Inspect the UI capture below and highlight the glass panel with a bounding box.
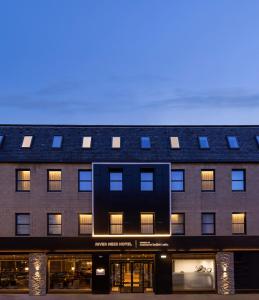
[49,171,61,181]
[141,214,153,224]
[232,181,244,191]
[0,135,3,146]
[170,136,180,149]
[82,136,92,148]
[172,224,184,234]
[79,214,92,224]
[141,137,151,149]
[141,172,153,181]
[0,258,29,289]
[110,172,122,181]
[49,257,92,290]
[52,136,63,148]
[256,136,259,145]
[232,213,245,223]
[199,136,209,149]
[80,224,92,234]
[232,170,244,181]
[171,181,183,191]
[141,182,153,191]
[232,224,245,234]
[227,136,239,148]
[49,214,62,224]
[17,181,31,191]
[201,181,214,191]
[17,170,30,181]
[171,214,184,224]
[202,224,214,234]
[22,136,33,148]
[141,224,154,234]
[49,225,62,235]
[112,137,121,148]
[49,181,62,191]
[201,170,214,181]
[17,214,29,224]
[171,171,183,181]
[172,259,215,291]
[79,182,91,191]
[17,225,30,235]
[202,214,214,223]
[110,181,123,191]
[79,171,91,181]
[110,214,122,224]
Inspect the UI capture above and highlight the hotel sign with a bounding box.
[94,240,169,249]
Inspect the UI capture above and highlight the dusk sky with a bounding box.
[1,0,259,125]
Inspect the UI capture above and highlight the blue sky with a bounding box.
[1,0,259,124]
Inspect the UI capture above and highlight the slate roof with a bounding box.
[0,125,259,163]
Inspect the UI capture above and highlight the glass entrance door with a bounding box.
[111,260,153,293]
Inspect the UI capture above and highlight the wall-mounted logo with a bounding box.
[96,267,105,276]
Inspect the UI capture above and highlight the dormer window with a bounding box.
[112,137,121,149]
[198,136,209,149]
[170,137,180,149]
[0,135,4,147]
[52,136,63,148]
[21,136,33,148]
[82,136,92,148]
[227,136,239,149]
[141,137,151,149]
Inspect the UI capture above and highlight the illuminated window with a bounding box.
[16,170,30,191]
[170,136,180,149]
[141,137,151,149]
[202,213,215,235]
[79,170,92,191]
[112,136,121,149]
[141,213,154,234]
[171,170,184,191]
[16,213,30,235]
[110,213,123,234]
[0,135,4,147]
[110,171,123,191]
[232,213,246,234]
[171,213,185,235]
[48,213,62,235]
[141,170,153,191]
[79,214,92,235]
[21,135,33,148]
[201,170,215,191]
[232,170,245,191]
[227,136,239,149]
[82,136,92,148]
[48,170,62,191]
[52,136,63,148]
[198,136,209,149]
[256,136,259,146]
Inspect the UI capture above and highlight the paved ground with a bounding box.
[1,295,259,300]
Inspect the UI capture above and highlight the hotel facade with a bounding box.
[0,125,258,295]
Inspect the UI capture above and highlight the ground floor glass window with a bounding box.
[48,255,92,291]
[172,258,215,291]
[0,256,29,290]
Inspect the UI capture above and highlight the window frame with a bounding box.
[201,213,215,235]
[227,135,240,149]
[140,136,151,149]
[171,213,185,235]
[140,213,154,234]
[140,169,154,191]
[78,170,92,192]
[78,213,92,235]
[171,169,185,192]
[232,212,246,235]
[201,169,215,192]
[198,136,210,149]
[47,169,62,192]
[109,170,123,191]
[52,135,63,149]
[21,135,33,148]
[47,213,62,236]
[231,169,246,192]
[16,169,31,192]
[15,213,30,236]
[109,212,123,235]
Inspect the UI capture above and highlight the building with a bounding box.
[0,124,259,295]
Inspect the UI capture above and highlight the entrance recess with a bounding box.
[110,254,153,293]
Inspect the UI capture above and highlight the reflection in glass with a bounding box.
[49,256,92,291]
